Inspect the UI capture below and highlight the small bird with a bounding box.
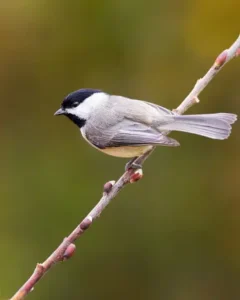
[55,89,237,168]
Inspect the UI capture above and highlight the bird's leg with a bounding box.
[125,157,142,171]
[125,147,155,171]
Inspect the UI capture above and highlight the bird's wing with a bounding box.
[108,95,174,125]
[101,121,180,148]
[142,101,174,116]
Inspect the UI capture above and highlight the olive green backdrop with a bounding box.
[0,1,239,299]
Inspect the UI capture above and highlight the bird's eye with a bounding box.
[72,101,79,108]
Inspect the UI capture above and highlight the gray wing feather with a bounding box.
[105,122,180,148]
[142,101,174,116]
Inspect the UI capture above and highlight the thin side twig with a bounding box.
[10,35,240,300]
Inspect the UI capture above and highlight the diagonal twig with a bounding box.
[10,35,240,300]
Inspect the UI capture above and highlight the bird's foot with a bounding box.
[125,157,143,183]
[125,157,142,171]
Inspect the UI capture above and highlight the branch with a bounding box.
[10,35,240,300]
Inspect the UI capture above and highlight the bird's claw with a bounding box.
[125,157,142,171]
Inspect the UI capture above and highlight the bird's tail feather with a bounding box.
[158,113,237,140]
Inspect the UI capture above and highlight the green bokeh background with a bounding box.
[0,1,239,299]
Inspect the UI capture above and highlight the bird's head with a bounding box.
[54,88,105,128]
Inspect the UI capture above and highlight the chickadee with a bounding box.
[55,89,237,166]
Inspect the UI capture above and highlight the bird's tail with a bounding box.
[158,113,237,140]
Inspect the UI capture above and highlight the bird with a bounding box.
[54,88,237,169]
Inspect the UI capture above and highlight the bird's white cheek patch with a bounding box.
[67,92,108,120]
[66,107,89,120]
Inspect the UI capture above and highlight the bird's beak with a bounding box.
[54,108,65,116]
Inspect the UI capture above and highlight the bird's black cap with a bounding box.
[61,88,102,109]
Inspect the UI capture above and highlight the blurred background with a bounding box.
[0,1,239,299]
